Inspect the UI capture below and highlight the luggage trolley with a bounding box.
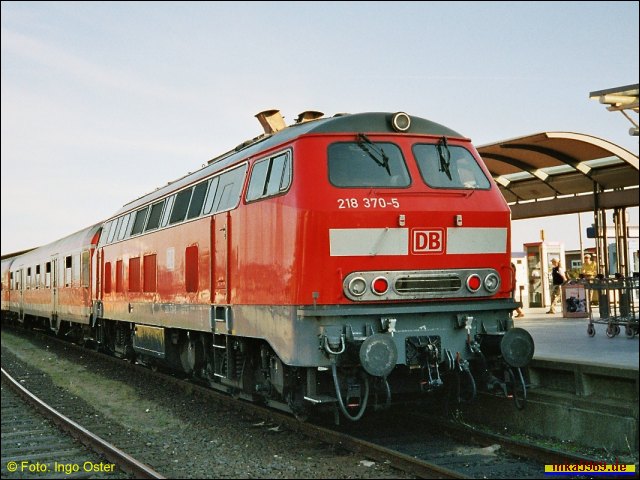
[585,276,639,338]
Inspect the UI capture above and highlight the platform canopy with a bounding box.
[477,132,639,220]
[589,83,639,137]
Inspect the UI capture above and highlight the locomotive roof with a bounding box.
[112,112,463,218]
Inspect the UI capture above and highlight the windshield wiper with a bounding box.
[437,136,452,181]
[357,133,390,175]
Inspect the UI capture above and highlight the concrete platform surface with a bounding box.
[513,307,639,371]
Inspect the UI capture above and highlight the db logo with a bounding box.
[412,229,445,254]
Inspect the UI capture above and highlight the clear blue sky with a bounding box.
[1,1,638,255]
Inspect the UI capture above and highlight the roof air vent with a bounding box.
[255,109,286,134]
[295,111,324,123]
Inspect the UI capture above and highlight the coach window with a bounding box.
[130,206,149,236]
[328,142,410,187]
[202,176,220,215]
[187,180,209,220]
[413,144,490,190]
[36,265,41,288]
[160,195,175,228]
[65,256,72,287]
[26,267,32,289]
[81,251,90,287]
[45,262,51,288]
[10,272,14,290]
[145,200,165,232]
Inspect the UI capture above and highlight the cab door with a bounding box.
[213,212,229,304]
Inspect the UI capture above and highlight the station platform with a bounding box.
[462,307,638,455]
[513,307,639,371]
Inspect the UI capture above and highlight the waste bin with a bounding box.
[562,282,589,318]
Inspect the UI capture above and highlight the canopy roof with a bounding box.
[477,132,639,219]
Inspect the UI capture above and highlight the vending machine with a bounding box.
[524,242,564,308]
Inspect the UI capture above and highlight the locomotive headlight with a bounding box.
[466,274,482,292]
[371,276,390,295]
[348,277,367,297]
[391,112,411,132]
[484,273,500,293]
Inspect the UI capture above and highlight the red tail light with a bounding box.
[372,277,389,295]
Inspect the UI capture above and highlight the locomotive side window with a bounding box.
[26,267,31,289]
[210,164,248,213]
[117,213,132,241]
[160,195,175,228]
[186,180,209,220]
[169,187,193,225]
[145,200,165,232]
[246,152,291,202]
[202,177,220,215]
[10,272,14,290]
[108,217,122,243]
[413,144,491,190]
[36,265,41,288]
[130,206,149,236]
[100,221,112,246]
[328,142,410,187]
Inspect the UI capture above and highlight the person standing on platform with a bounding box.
[581,253,597,279]
[547,258,567,314]
[581,253,598,305]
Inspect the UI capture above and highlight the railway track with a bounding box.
[2,325,618,479]
[1,367,164,479]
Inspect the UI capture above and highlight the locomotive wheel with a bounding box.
[587,325,596,337]
[507,367,527,410]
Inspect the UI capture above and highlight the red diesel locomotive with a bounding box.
[2,111,534,421]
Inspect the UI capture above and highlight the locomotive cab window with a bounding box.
[246,151,292,202]
[413,143,491,190]
[328,141,410,188]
